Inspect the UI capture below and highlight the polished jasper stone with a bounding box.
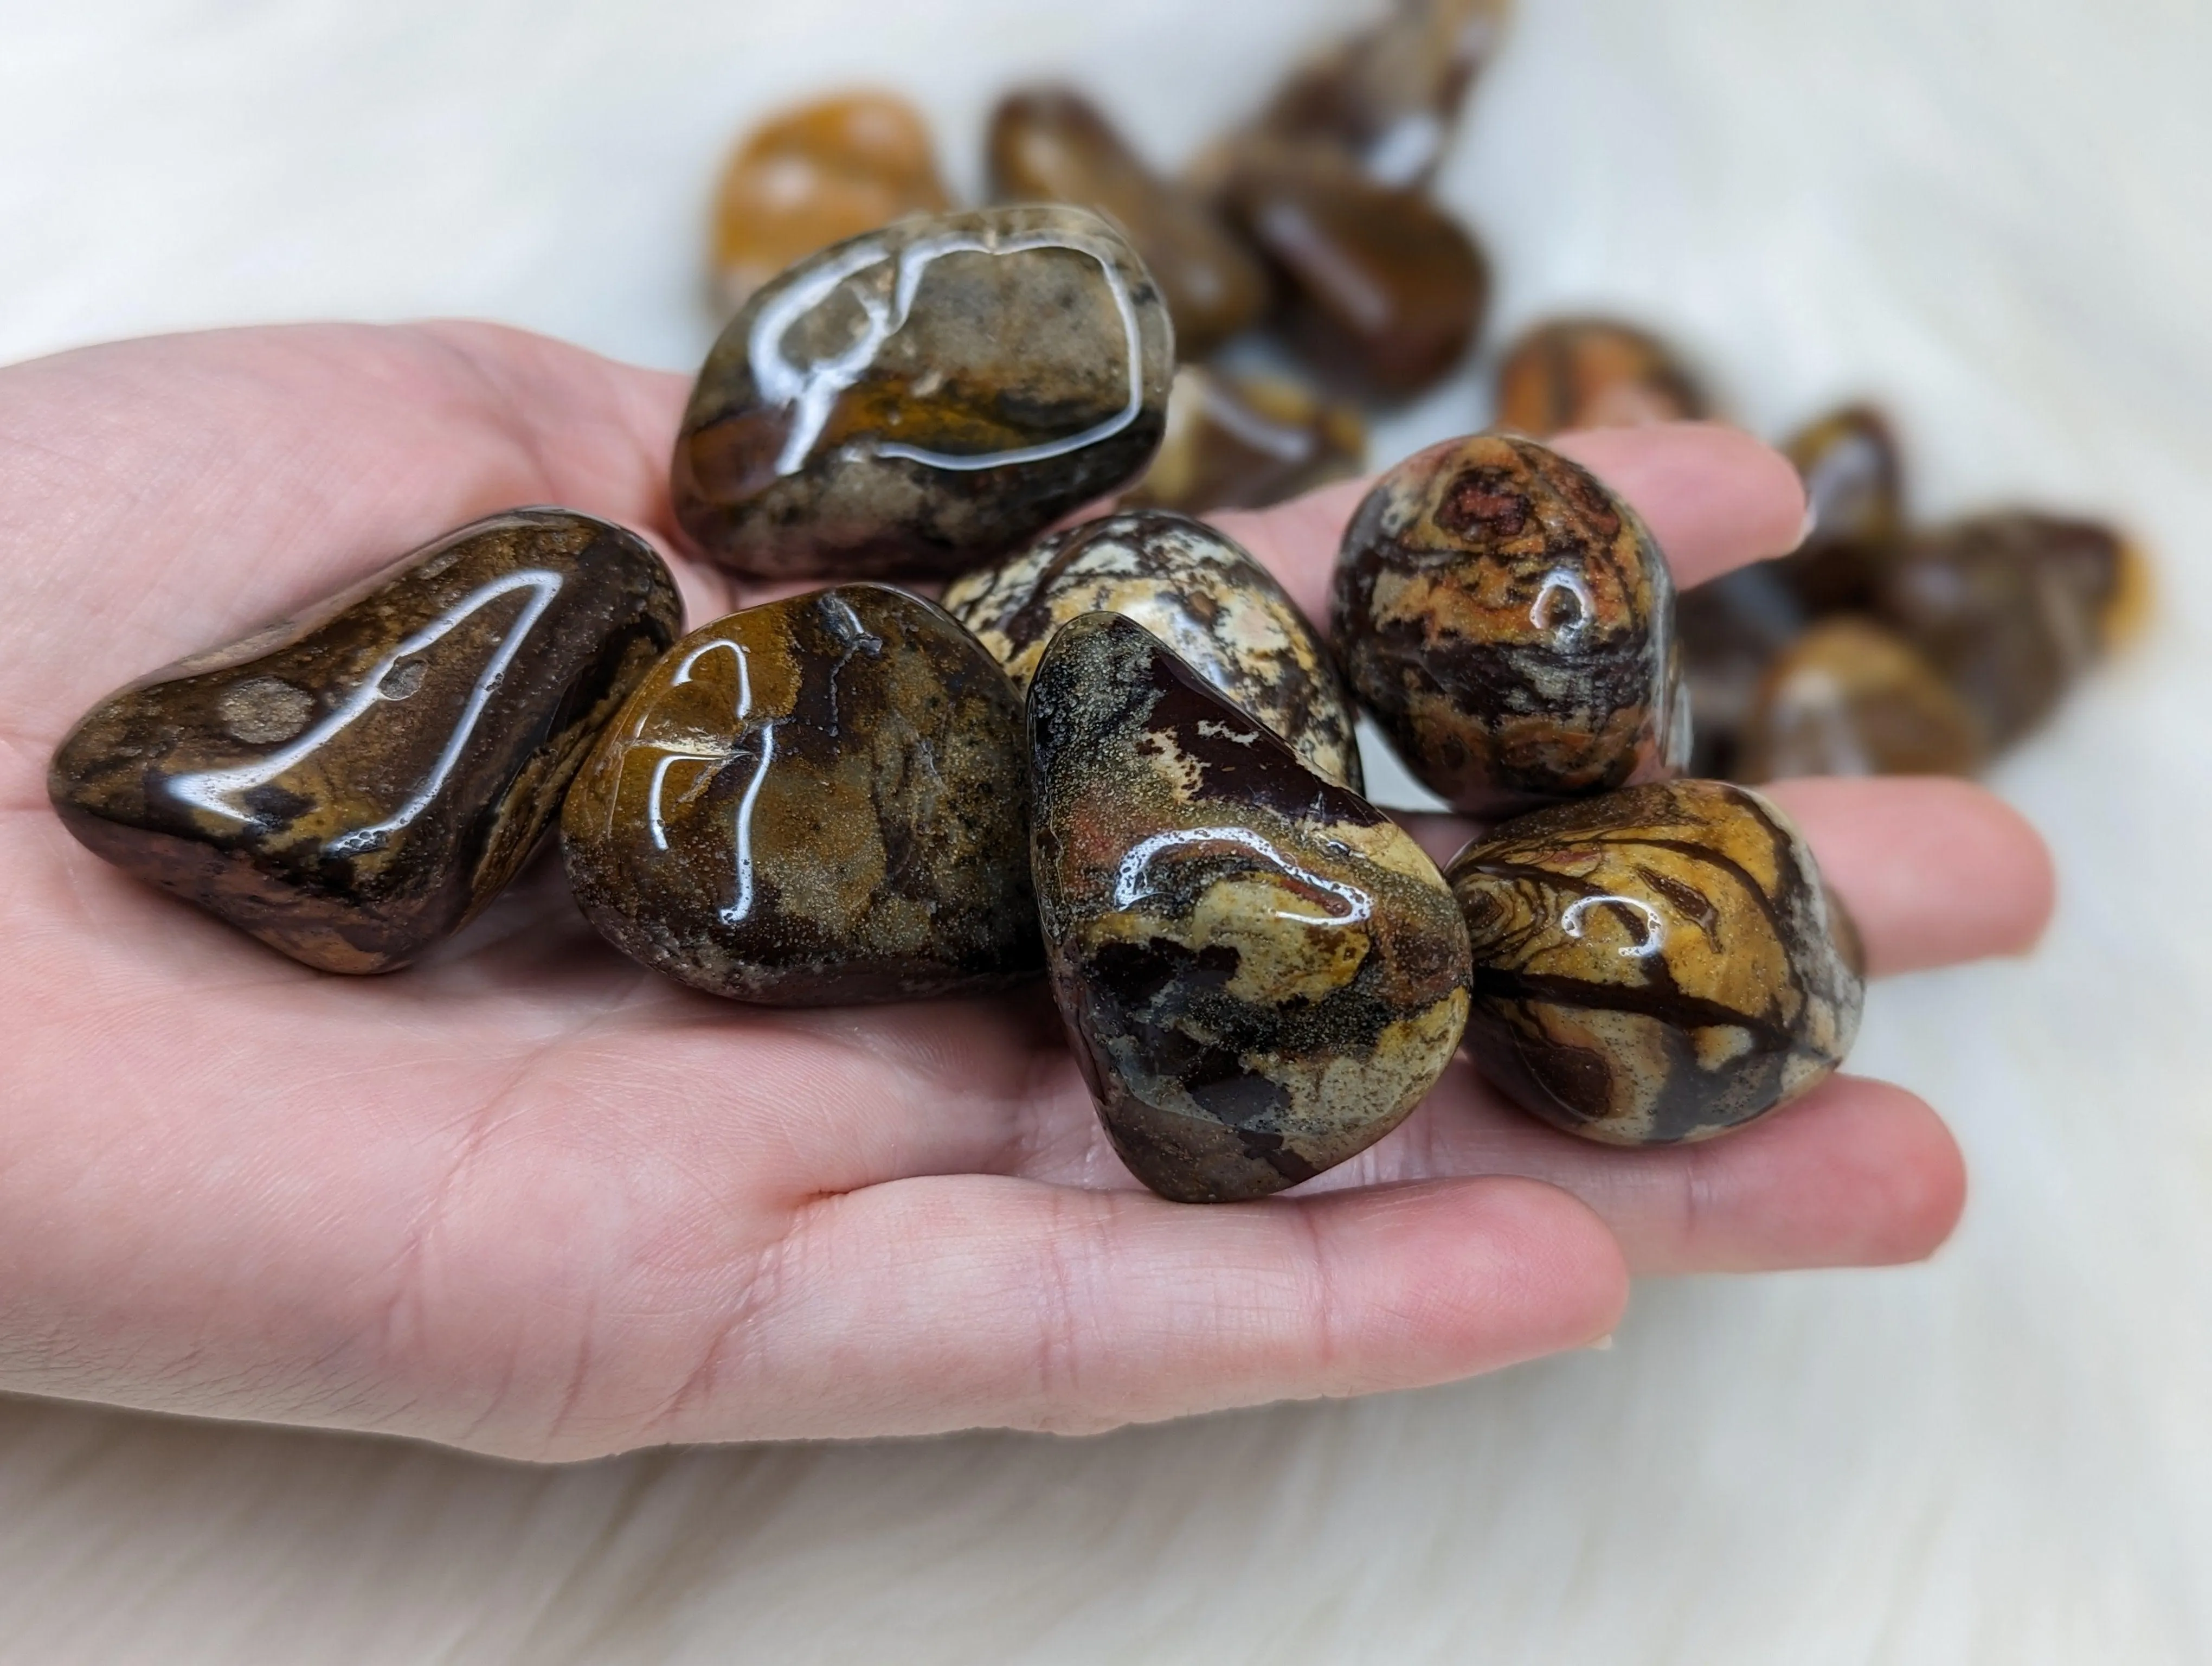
[1237,0,1512,189]
[1214,143,1489,402]
[1332,434,1687,812]
[943,508,1364,790]
[562,584,1040,1005]
[1676,563,1813,779]
[1449,779,1863,1145]
[49,510,680,973]
[988,87,1267,358]
[1493,316,1709,437]
[1122,363,1365,515]
[1785,403,1906,554]
[1874,511,2134,750]
[1030,612,1470,1203]
[710,92,950,313]
[673,204,1174,581]
[1738,617,1983,781]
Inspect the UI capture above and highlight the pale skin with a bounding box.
[0,322,2053,1460]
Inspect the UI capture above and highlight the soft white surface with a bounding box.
[3,0,2209,1659]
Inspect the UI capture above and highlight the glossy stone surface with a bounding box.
[1738,617,1984,781]
[49,510,680,973]
[1122,363,1366,515]
[562,585,1040,1005]
[710,92,950,313]
[944,508,1364,789]
[1676,563,1814,779]
[1214,144,1489,402]
[1449,779,1863,1145]
[1030,612,1470,1203]
[1875,511,2133,749]
[673,204,1175,581]
[987,87,1267,358]
[1238,0,1512,188]
[1785,403,1906,554]
[1332,434,1687,812]
[1493,317,1708,437]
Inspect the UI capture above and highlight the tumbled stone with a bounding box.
[1213,143,1489,401]
[1122,363,1365,515]
[944,508,1364,790]
[49,510,681,973]
[1676,565,1812,779]
[1785,403,1906,554]
[1030,612,1470,1203]
[1231,0,1512,189]
[1332,433,1687,812]
[562,584,1040,1005]
[1449,779,1863,1144]
[673,204,1175,581]
[1493,316,1709,437]
[710,92,950,313]
[1738,617,1983,781]
[988,87,1267,358]
[1874,511,2135,750]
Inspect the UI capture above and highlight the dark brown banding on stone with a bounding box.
[1030,611,1469,1203]
[943,508,1365,790]
[48,509,681,975]
[1493,317,1709,438]
[1446,779,1863,1145]
[562,585,1041,1005]
[1331,433,1687,813]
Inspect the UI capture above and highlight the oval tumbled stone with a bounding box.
[561,584,1041,1005]
[943,508,1365,790]
[48,509,682,973]
[672,204,1175,581]
[1332,433,1688,813]
[1447,779,1864,1145]
[1030,611,1470,1203]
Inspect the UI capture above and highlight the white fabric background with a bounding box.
[2,1,2208,1660]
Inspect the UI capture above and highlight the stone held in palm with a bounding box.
[1738,616,1983,781]
[943,507,1365,790]
[672,204,1175,582]
[48,509,683,974]
[1448,779,1863,1145]
[1029,610,1470,1204]
[1494,316,1709,438]
[1121,363,1366,516]
[1332,433,1688,813]
[562,584,1042,1005]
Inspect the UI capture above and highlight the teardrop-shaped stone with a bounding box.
[1784,403,1905,553]
[673,204,1174,581]
[1449,779,1863,1145]
[987,87,1267,358]
[1738,616,1984,781]
[944,508,1364,790]
[1494,316,1709,437]
[710,91,951,315]
[1030,611,1470,1203]
[1332,433,1688,812]
[48,510,681,973]
[1213,143,1489,402]
[562,584,1040,1004]
[1121,363,1366,515]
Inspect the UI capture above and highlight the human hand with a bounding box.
[0,323,2050,1459]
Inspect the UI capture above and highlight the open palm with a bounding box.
[0,323,2050,1459]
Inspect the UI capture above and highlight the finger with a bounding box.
[1211,421,1810,627]
[681,1172,1626,1441]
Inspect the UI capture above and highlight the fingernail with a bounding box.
[1586,1333,1615,1352]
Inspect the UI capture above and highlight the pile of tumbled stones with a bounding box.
[50,201,1868,1203]
[701,0,2141,787]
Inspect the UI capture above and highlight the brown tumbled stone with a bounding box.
[673,204,1174,581]
[49,510,681,974]
[710,91,950,314]
[987,87,1267,358]
[944,508,1364,790]
[1493,316,1708,438]
[1030,612,1470,1203]
[1676,564,1813,779]
[1785,403,1906,554]
[561,584,1040,1005]
[1214,143,1489,402]
[1122,363,1366,515]
[1738,617,1984,781]
[1449,779,1863,1145]
[1332,433,1687,812]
